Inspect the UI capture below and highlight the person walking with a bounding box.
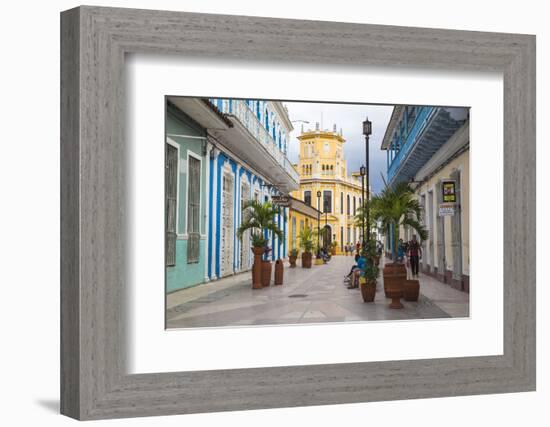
[408,235,422,277]
[344,244,349,256]
[397,239,405,263]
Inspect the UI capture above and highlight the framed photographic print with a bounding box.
[60,5,536,420]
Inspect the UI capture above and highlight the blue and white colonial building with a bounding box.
[166,97,299,293]
[381,106,471,292]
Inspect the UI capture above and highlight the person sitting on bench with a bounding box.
[344,254,361,282]
[347,253,366,289]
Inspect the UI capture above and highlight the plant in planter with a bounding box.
[370,182,428,307]
[360,256,379,303]
[288,248,299,268]
[237,200,284,289]
[298,227,314,268]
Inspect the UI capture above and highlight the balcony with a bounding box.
[224,100,300,182]
[168,97,299,193]
[212,99,300,192]
[386,107,467,184]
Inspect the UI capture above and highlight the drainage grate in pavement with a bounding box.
[288,294,307,298]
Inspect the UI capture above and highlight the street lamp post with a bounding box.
[360,165,366,246]
[362,117,372,245]
[316,190,321,255]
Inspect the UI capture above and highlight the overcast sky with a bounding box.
[283,101,393,194]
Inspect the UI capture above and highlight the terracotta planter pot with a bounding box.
[261,260,272,287]
[404,279,420,301]
[301,252,312,268]
[251,247,264,289]
[274,259,284,285]
[383,262,406,308]
[383,263,407,296]
[288,255,297,268]
[386,282,404,309]
[360,279,376,303]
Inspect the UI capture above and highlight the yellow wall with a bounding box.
[291,129,366,254]
[288,210,315,252]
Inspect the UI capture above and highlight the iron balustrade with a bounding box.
[387,106,436,182]
[212,99,300,185]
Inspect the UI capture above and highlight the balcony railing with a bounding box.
[387,106,436,181]
[213,99,299,185]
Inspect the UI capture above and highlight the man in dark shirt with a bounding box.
[407,235,422,277]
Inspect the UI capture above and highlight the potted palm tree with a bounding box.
[358,240,379,302]
[237,200,284,289]
[299,227,314,268]
[360,259,379,303]
[370,182,428,308]
[288,248,299,267]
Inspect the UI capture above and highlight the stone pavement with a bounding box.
[166,255,469,329]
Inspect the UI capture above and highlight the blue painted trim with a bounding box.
[387,106,436,181]
[215,153,227,277]
[277,209,281,259]
[282,208,287,258]
[233,167,238,272]
[208,155,214,278]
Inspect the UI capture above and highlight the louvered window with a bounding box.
[187,156,201,263]
[165,144,178,266]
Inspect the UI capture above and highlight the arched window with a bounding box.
[347,194,350,215]
[353,196,356,215]
[256,100,261,119]
[265,109,269,130]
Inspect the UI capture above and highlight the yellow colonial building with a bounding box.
[290,124,367,254]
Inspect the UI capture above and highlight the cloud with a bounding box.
[284,101,393,193]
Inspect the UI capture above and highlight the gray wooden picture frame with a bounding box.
[60,5,536,421]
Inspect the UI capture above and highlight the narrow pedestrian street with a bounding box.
[166,256,469,329]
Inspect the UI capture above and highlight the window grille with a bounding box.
[165,144,178,266]
[187,156,201,263]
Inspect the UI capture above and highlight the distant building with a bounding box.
[165,98,298,293]
[381,106,469,292]
[291,124,367,254]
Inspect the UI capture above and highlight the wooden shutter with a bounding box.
[165,144,178,266]
[187,156,201,263]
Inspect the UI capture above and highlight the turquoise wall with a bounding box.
[166,107,207,235]
[166,240,206,293]
[166,103,207,293]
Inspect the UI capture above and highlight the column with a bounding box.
[450,170,463,290]
[436,181,446,283]
[204,142,212,282]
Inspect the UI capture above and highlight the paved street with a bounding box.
[166,256,469,329]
